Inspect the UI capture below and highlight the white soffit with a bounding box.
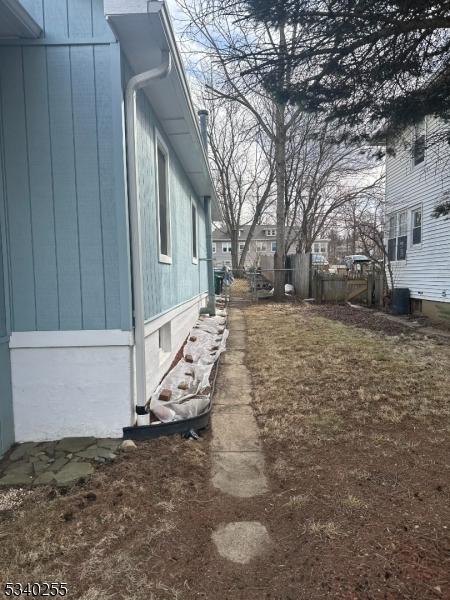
[0,0,42,38]
[104,0,219,217]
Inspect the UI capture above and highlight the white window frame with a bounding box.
[387,210,408,262]
[155,129,172,264]
[212,242,216,254]
[256,241,267,252]
[222,242,232,253]
[266,229,276,237]
[239,242,245,251]
[411,206,422,247]
[191,198,198,264]
[271,241,277,252]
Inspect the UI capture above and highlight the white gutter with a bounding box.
[125,50,172,408]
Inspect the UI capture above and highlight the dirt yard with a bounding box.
[0,302,449,599]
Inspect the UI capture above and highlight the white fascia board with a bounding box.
[10,329,134,349]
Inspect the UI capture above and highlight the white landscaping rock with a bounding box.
[120,439,137,451]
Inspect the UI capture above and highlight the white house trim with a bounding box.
[9,329,134,349]
[144,292,208,336]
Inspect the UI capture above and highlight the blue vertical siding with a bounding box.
[134,90,209,321]
[0,1,132,332]
[19,0,115,43]
[0,172,14,455]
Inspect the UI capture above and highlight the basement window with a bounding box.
[158,322,171,364]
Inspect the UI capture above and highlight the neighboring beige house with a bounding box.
[384,116,450,323]
[212,225,329,268]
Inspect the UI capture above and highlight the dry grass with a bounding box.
[304,519,343,539]
[245,304,450,446]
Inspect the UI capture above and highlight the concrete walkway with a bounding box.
[211,306,271,564]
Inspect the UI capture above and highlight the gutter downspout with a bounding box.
[198,109,216,316]
[125,50,172,409]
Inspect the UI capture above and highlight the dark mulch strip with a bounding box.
[309,303,419,336]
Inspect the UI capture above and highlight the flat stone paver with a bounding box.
[227,330,246,350]
[211,451,268,497]
[211,303,270,509]
[0,437,122,488]
[212,522,271,564]
[220,350,245,366]
[211,413,262,452]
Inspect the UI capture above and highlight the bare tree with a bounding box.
[207,100,274,273]
[177,0,303,298]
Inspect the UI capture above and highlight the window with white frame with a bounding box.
[412,208,422,245]
[191,200,198,262]
[388,211,408,261]
[320,244,326,253]
[212,242,216,254]
[271,241,277,252]
[156,136,171,262]
[256,241,267,252]
[266,229,276,237]
[314,243,320,253]
[239,242,245,251]
[413,120,425,166]
[222,242,232,253]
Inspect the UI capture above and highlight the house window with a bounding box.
[320,245,326,253]
[266,229,276,237]
[212,242,216,254]
[239,242,245,251]
[413,120,425,166]
[222,242,232,253]
[271,241,277,252]
[387,211,408,261]
[191,201,198,262]
[314,243,320,253]
[239,229,243,237]
[256,241,267,252]
[158,322,171,364]
[156,137,171,263]
[412,208,422,245]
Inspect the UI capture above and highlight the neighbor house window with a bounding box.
[156,135,171,263]
[256,241,267,252]
[314,243,320,253]
[222,242,232,253]
[320,245,326,253]
[271,241,277,252]
[412,208,422,245]
[388,211,408,261]
[266,229,276,237]
[239,242,245,251]
[191,201,198,263]
[212,242,216,254]
[413,120,425,166]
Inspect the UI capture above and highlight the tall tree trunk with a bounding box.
[230,228,239,272]
[274,101,287,299]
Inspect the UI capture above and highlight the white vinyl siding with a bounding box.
[385,116,450,302]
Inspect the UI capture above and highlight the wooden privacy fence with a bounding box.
[312,270,385,306]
